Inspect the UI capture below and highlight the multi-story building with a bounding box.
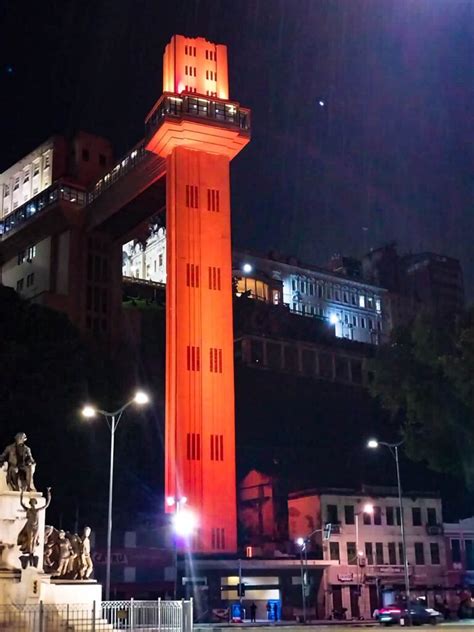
[444,517,474,590]
[122,229,389,346]
[288,486,448,620]
[362,244,465,325]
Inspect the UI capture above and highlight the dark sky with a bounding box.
[1,0,473,294]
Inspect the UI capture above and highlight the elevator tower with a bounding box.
[146,36,251,553]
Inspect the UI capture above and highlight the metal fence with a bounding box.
[0,599,193,632]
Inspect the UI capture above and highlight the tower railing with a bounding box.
[145,93,251,139]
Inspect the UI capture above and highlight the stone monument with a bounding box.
[0,433,101,616]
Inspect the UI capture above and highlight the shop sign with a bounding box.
[337,573,354,582]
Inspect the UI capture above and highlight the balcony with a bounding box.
[145,93,251,140]
[0,184,87,237]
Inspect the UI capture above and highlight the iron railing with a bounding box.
[145,93,251,139]
[0,184,87,236]
[0,599,193,632]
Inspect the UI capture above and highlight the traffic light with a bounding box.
[323,523,332,540]
[237,582,246,597]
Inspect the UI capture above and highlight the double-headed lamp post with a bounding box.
[367,438,411,620]
[82,390,150,601]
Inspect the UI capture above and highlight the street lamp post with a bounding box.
[367,438,411,624]
[355,503,373,618]
[82,390,150,601]
[167,496,190,599]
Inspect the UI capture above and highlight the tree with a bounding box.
[370,309,474,487]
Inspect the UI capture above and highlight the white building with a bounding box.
[288,487,447,619]
[122,229,389,345]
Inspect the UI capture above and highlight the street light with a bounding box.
[81,390,150,601]
[354,503,373,616]
[367,438,411,623]
[296,525,329,623]
[168,496,197,599]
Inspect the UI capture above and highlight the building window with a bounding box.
[427,508,437,526]
[365,542,374,565]
[208,266,221,290]
[359,295,365,308]
[414,542,425,565]
[360,317,366,329]
[17,251,26,265]
[430,543,440,565]
[82,148,90,162]
[451,539,461,563]
[388,542,397,565]
[14,177,20,190]
[186,263,200,288]
[412,507,422,526]
[386,507,394,526]
[212,527,225,550]
[374,506,382,526]
[344,505,355,525]
[159,254,163,267]
[209,348,223,373]
[347,542,357,565]
[398,542,405,565]
[375,298,381,313]
[186,432,201,460]
[16,278,24,292]
[396,507,401,525]
[210,434,224,461]
[27,245,36,260]
[352,315,357,327]
[207,188,220,212]
[375,542,384,565]
[186,346,200,371]
[26,273,34,287]
[363,511,371,525]
[327,504,338,524]
[185,184,199,208]
[467,541,474,570]
[330,542,340,561]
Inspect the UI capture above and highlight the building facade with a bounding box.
[288,487,448,619]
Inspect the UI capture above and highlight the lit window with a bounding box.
[375,299,381,314]
[359,295,365,308]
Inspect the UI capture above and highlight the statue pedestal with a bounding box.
[0,488,45,571]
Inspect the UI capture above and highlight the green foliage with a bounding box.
[370,309,474,487]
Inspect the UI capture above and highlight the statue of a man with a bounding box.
[55,530,73,577]
[17,487,51,567]
[79,526,93,579]
[0,432,36,491]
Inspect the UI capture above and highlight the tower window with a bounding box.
[186,433,201,460]
[186,345,201,371]
[211,527,225,550]
[208,266,221,291]
[186,263,200,288]
[207,189,220,212]
[185,184,199,208]
[210,434,224,461]
[209,348,223,373]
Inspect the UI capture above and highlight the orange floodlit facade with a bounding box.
[146,36,250,553]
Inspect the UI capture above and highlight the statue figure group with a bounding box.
[44,525,94,579]
[1,433,94,579]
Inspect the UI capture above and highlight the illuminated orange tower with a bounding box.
[146,36,250,553]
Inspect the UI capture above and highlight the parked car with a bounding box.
[377,602,442,626]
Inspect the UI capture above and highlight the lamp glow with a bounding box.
[134,391,150,405]
[173,508,198,537]
[166,496,176,507]
[296,537,305,547]
[329,313,339,325]
[367,439,379,449]
[242,263,252,274]
[82,405,96,418]
[363,503,374,514]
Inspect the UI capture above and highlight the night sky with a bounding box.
[1,1,473,293]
